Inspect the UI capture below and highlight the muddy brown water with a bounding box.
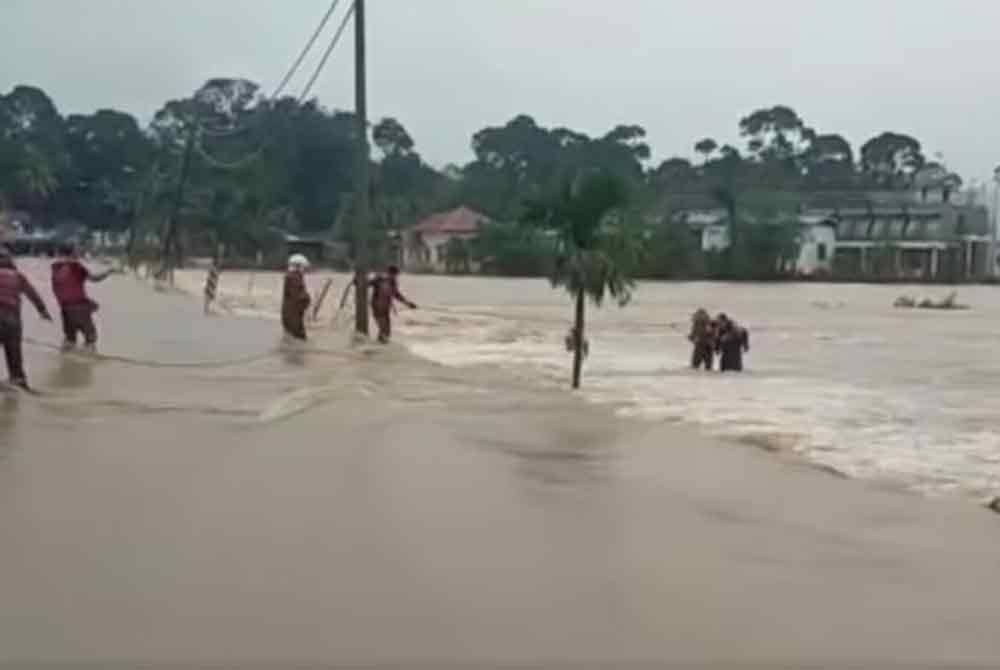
[2,260,1000,667]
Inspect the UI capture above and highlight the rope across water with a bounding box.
[23,337,279,369]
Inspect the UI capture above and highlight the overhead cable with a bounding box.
[272,0,343,99]
[298,1,356,104]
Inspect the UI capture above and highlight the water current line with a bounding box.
[23,337,280,369]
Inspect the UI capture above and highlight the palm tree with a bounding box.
[524,173,638,389]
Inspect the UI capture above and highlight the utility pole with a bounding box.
[160,124,197,281]
[992,166,1000,279]
[352,0,370,335]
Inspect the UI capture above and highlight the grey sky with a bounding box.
[2,0,998,181]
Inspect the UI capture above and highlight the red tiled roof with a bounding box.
[412,206,488,235]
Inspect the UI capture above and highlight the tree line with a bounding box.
[0,80,959,279]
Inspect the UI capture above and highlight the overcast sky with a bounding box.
[2,0,998,181]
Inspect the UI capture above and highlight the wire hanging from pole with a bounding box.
[195,138,265,171]
[298,1,356,104]
[200,122,254,138]
[197,0,344,139]
[272,0,342,99]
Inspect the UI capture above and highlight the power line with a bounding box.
[272,0,342,99]
[198,0,345,138]
[170,2,356,175]
[195,138,264,171]
[200,122,253,138]
[298,1,356,104]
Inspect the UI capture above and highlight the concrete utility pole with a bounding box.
[160,124,197,281]
[992,166,1000,278]
[352,0,370,335]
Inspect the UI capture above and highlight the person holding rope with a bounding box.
[51,242,113,353]
[281,254,311,341]
[338,265,417,343]
[0,249,53,390]
[370,265,416,344]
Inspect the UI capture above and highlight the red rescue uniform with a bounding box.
[0,260,51,386]
[369,273,414,343]
[281,269,311,340]
[51,258,98,346]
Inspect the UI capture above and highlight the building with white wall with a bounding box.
[682,210,837,277]
[404,206,489,273]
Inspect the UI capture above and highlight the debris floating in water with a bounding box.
[810,300,846,310]
[893,292,968,310]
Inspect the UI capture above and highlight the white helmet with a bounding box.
[288,253,310,270]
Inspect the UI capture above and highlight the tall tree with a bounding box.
[739,105,812,161]
[801,133,854,188]
[694,138,718,164]
[585,124,650,180]
[651,157,699,191]
[860,132,925,189]
[524,173,638,389]
[738,105,815,187]
[0,85,68,219]
[372,117,414,158]
[64,109,155,229]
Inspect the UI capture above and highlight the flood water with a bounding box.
[204,268,1000,500]
[3,259,1000,666]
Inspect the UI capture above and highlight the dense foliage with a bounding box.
[1,82,959,278]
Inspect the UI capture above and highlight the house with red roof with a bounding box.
[404,206,490,272]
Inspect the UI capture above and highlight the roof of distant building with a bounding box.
[676,208,836,227]
[412,206,489,235]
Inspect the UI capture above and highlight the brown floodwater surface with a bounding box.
[2,260,1000,667]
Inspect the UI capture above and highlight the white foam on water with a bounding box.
[178,270,1000,501]
[405,314,1000,501]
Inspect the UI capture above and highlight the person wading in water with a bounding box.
[281,254,311,341]
[369,265,416,344]
[688,308,716,371]
[716,313,750,372]
[51,243,113,352]
[0,250,52,390]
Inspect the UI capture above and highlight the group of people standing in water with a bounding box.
[4,246,754,390]
[283,253,754,376]
[284,253,755,378]
[688,308,750,372]
[0,243,111,390]
[280,254,417,345]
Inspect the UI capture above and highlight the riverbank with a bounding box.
[3,262,1000,666]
